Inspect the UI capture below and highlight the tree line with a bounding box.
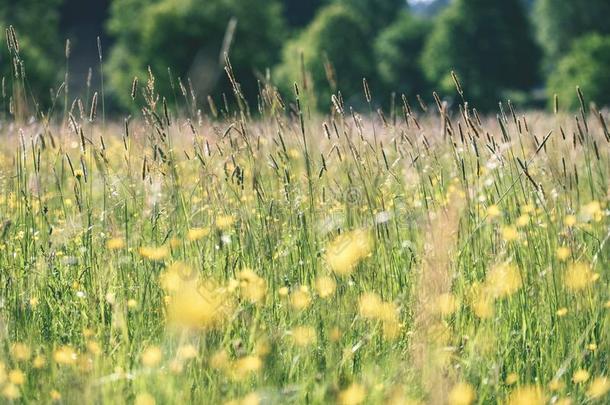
[1,0,610,113]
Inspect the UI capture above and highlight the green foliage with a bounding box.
[282,0,328,28]
[107,0,285,109]
[548,34,610,110]
[422,0,540,109]
[0,0,63,108]
[274,4,372,111]
[374,11,431,98]
[535,0,610,68]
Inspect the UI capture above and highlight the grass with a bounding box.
[0,39,608,404]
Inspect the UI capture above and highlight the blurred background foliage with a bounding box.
[1,0,610,113]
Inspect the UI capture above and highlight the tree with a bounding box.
[282,0,328,29]
[548,34,610,110]
[337,0,405,35]
[421,0,540,109]
[0,0,64,109]
[274,4,372,111]
[374,11,431,97]
[107,0,285,109]
[535,0,610,68]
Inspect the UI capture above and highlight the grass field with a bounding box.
[0,71,608,404]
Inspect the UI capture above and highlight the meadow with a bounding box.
[0,65,608,404]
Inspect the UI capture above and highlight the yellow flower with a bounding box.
[581,201,603,222]
[290,288,311,310]
[237,268,267,304]
[436,293,459,316]
[358,292,383,319]
[507,386,546,405]
[485,263,522,298]
[587,343,597,351]
[186,227,209,241]
[134,392,156,405]
[53,346,77,365]
[11,343,30,361]
[141,346,162,368]
[139,246,169,261]
[106,237,125,250]
[506,373,518,385]
[325,229,372,276]
[564,215,577,227]
[501,226,519,241]
[315,275,336,299]
[291,326,317,347]
[8,369,25,385]
[549,379,564,391]
[50,390,62,401]
[556,246,570,261]
[230,356,262,380]
[556,307,568,317]
[587,376,610,399]
[2,383,20,400]
[573,369,590,383]
[448,382,475,405]
[33,355,46,369]
[338,383,366,405]
[487,205,501,219]
[516,214,530,227]
[564,262,597,291]
[216,215,235,230]
[177,344,198,360]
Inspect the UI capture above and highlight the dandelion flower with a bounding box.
[516,214,530,227]
[573,369,590,383]
[53,346,77,365]
[2,383,20,400]
[139,246,169,261]
[487,205,501,219]
[564,215,577,227]
[556,247,570,261]
[11,343,30,361]
[106,237,125,250]
[231,355,262,380]
[501,226,519,241]
[506,373,518,385]
[564,262,597,291]
[186,227,209,241]
[290,288,311,310]
[507,385,546,405]
[448,382,475,405]
[485,263,522,298]
[134,392,156,405]
[315,275,336,299]
[237,268,267,304]
[216,215,235,230]
[50,390,62,401]
[8,370,25,385]
[141,346,162,368]
[338,383,366,405]
[291,326,317,347]
[325,229,372,276]
[556,307,568,317]
[587,376,610,399]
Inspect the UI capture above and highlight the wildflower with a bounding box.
[506,385,546,405]
[516,214,530,227]
[2,384,20,400]
[573,369,590,383]
[338,383,366,405]
[278,287,289,297]
[216,215,235,230]
[241,392,261,405]
[448,382,475,405]
[177,344,198,360]
[291,326,317,347]
[564,215,577,227]
[139,246,169,261]
[141,346,162,368]
[29,297,39,308]
[435,293,459,316]
[33,355,46,369]
[487,204,501,219]
[106,237,125,250]
[231,355,262,380]
[11,343,30,361]
[485,263,522,298]
[186,227,209,241]
[549,379,564,391]
[210,350,229,370]
[53,346,77,365]
[587,376,610,399]
[315,275,336,298]
[581,201,603,222]
[127,299,138,309]
[564,262,597,291]
[325,229,372,275]
[556,247,570,261]
[501,226,519,241]
[556,307,568,317]
[506,373,518,385]
[50,390,62,401]
[237,268,267,304]
[290,288,311,310]
[358,293,383,319]
[134,392,156,405]
[8,369,25,385]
